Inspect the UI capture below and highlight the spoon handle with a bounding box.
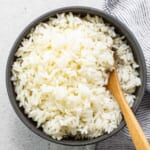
[109,69,150,150]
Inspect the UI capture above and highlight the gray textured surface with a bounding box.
[1,0,150,150]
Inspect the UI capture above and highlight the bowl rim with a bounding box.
[6,6,147,146]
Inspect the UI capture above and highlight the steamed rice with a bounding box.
[11,13,141,140]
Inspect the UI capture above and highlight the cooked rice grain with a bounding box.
[11,13,141,140]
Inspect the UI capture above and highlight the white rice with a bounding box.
[11,13,141,140]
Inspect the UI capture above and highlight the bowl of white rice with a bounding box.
[6,6,146,146]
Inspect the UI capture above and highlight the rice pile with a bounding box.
[11,13,141,140]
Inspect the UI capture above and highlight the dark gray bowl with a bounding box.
[6,6,146,146]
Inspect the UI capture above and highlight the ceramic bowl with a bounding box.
[6,6,146,146]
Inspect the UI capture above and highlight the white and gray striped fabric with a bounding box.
[101,0,150,139]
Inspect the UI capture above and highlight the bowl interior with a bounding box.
[6,6,146,146]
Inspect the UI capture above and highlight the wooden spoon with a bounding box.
[107,63,150,150]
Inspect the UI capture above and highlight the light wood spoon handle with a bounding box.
[108,69,150,150]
